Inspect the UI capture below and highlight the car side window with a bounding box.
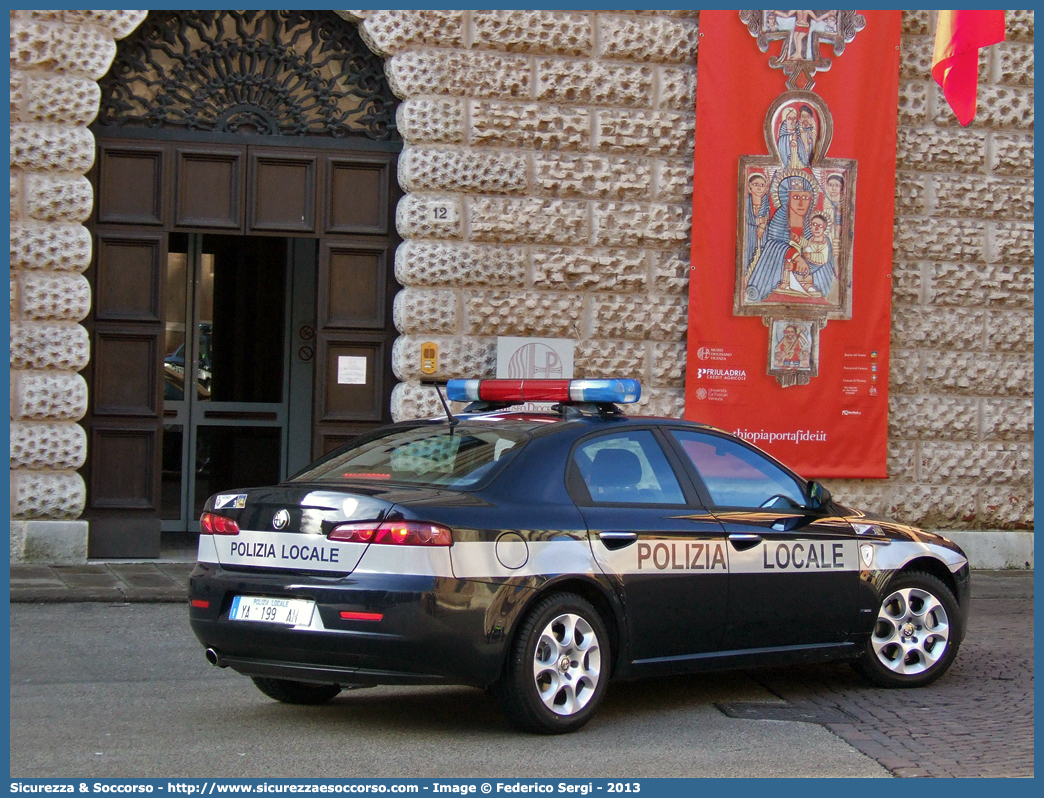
[669,430,805,509]
[574,430,685,505]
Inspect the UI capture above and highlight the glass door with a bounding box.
[161,233,293,532]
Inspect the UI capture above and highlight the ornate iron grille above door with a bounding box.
[97,10,398,141]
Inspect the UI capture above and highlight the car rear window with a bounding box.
[290,423,535,488]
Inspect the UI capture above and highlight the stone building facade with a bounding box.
[9,10,1034,566]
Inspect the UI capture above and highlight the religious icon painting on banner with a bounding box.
[735,10,864,387]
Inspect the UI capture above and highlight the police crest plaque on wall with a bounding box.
[735,10,864,387]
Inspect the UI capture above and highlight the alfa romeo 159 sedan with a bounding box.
[189,378,969,734]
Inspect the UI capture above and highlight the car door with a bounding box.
[569,428,729,662]
[665,428,859,651]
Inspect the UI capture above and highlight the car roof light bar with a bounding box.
[446,379,641,405]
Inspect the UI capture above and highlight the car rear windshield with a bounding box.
[290,423,536,488]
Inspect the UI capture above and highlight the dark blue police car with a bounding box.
[189,378,969,734]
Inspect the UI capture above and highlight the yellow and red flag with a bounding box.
[932,10,1006,126]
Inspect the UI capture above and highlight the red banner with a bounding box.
[686,10,901,478]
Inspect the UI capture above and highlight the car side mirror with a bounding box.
[807,480,831,510]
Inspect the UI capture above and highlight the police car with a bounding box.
[189,378,969,734]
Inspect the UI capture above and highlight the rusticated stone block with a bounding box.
[597,110,695,157]
[899,35,934,82]
[25,174,93,223]
[473,10,591,56]
[1005,10,1034,42]
[399,147,528,194]
[891,262,923,305]
[985,310,1034,353]
[465,290,583,337]
[932,175,1033,221]
[991,134,1034,177]
[627,387,684,419]
[18,272,91,321]
[901,10,931,36]
[396,195,463,241]
[896,82,928,126]
[658,67,696,113]
[10,322,89,370]
[653,250,690,295]
[895,127,986,173]
[536,59,653,107]
[933,84,1034,129]
[470,198,588,245]
[893,218,985,262]
[64,10,147,39]
[980,491,1034,529]
[989,222,1034,265]
[10,421,86,469]
[10,22,117,79]
[24,75,100,126]
[893,173,926,216]
[923,352,1032,396]
[397,99,465,145]
[996,42,1034,86]
[391,335,497,382]
[651,341,686,387]
[359,10,465,57]
[387,50,531,101]
[395,242,526,288]
[11,174,21,221]
[593,202,691,248]
[890,485,979,528]
[921,442,1033,485]
[533,247,646,293]
[11,72,24,120]
[590,294,687,341]
[824,481,892,516]
[533,154,651,201]
[10,276,19,317]
[574,339,646,379]
[889,395,979,440]
[656,160,694,203]
[888,440,918,481]
[928,261,1033,309]
[630,11,698,20]
[471,102,590,151]
[890,307,984,350]
[393,288,458,335]
[13,519,89,564]
[598,15,698,64]
[11,370,88,421]
[390,382,445,423]
[982,397,1033,441]
[10,223,92,272]
[889,350,921,393]
[10,469,85,520]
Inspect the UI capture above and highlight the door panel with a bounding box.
[96,145,164,225]
[249,151,317,233]
[91,332,159,416]
[325,156,391,234]
[175,148,243,229]
[319,242,387,329]
[94,234,163,321]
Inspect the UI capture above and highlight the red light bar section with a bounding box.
[480,380,572,402]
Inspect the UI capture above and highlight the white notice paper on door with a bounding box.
[337,356,367,385]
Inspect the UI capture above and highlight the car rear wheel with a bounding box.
[853,571,961,688]
[491,592,610,734]
[251,676,342,705]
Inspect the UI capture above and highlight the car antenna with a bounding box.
[433,383,458,429]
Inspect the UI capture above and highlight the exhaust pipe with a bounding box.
[205,648,227,668]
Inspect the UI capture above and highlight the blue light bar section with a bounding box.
[446,379,481,402]
[568,379,641,404]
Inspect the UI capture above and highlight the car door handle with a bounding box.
[599,532,638,550]
[728,533,763,551]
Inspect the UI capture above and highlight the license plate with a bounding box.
[229,595,316,626]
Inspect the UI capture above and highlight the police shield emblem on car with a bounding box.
[189,378,970,734]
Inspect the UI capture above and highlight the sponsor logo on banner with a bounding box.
[696,346,735,362]
[696,368,747,381]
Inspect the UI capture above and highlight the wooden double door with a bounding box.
[83,136,401,557]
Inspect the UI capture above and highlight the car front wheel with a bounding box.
[251,676,342,705]
[854,571,961,688]
[491,593,610,734]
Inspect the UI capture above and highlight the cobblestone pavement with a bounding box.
[737,571,1034,777]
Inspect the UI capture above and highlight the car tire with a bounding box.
[853,570,961,688]
[491,592,610,734]
[251,677,342,705]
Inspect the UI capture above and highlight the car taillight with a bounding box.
[200,512,240,535]
[328,520,452,546]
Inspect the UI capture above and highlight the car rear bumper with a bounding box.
[188,562,525,688]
